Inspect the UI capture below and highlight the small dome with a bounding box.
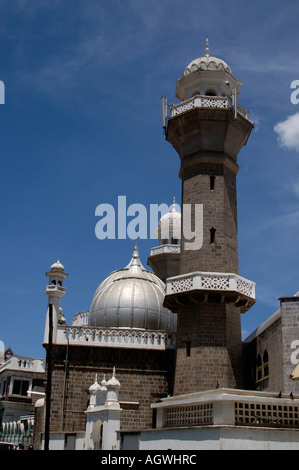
[160,199,181,225]
[183,38,231,76]
[184,55,232,76]
[106,368,120,389]
[51,259,64,271]
[89,375,102,393]
[88,242,176,332]
[158,198,181,241]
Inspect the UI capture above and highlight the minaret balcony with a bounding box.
[45,284,66,298]
[168,94,250,121]
[164,271,255,313]
[149,244,181,256]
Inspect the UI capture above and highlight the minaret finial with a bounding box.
[205,37,210,57]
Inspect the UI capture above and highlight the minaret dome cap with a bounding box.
[183,38,232,77]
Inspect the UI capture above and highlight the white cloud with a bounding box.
[274,113,299,152]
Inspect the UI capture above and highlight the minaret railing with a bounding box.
[167,94,249,120]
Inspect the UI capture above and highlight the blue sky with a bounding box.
[1,0,299,359]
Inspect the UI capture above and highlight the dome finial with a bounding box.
[172,196,176,212]
[133,237,139,258]
[205,37,210,57]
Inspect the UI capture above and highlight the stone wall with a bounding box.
[280,297,299,394]
[45,344,175,435]
[181,163,239,275]
[243,296,299,395]
[173,302,243,395]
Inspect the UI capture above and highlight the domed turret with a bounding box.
[88,242,176,332]
[175,38,241,102]
[158,197,181,245]
[147,199,181,283]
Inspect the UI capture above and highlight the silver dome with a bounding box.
[88,242,176,332]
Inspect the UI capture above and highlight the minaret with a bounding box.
[147,197,181,282]
[163,41,256,394]
[43,259,68,345]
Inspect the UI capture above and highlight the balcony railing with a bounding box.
[149,244,180,257]
[165,271,255,299]
[167,94,249,120]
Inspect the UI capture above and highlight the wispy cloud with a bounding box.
[274,112,299,153]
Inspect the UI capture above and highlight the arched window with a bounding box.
[263,350,269,377]
[210,227,216,244]
[186,337,191,357]
[205,89,216,96]
[257,354,262,381]
[210,175,215,190]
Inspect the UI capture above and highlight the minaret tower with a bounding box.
[147,197,181,283]
[43,259,68,345]
[163,40,256,394]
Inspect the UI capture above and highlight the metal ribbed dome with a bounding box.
[88,242,176,332]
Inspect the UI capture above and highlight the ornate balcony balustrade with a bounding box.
[149,244,180,257]
[167,94,249,120]
[164,271,255,313]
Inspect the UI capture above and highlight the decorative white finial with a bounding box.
[205,37,210,57]
[172,196,176,212]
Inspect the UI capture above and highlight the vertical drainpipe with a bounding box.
[61,338,69,432]
[44,303,53,451]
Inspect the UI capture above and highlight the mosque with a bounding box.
[4,40,299,450]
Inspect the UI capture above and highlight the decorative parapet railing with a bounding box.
[0,355,45,374]
[166,271,255,298]
[0,416,34,449]
[168,95,249,120]
[153,388,299,429]
[164,271,255,313]
[149,244,180,257]
[56,326,176,350]
[71,311,89,326]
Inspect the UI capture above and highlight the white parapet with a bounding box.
[149,244,180,257]
[152,388,299,430]
[166,271,255,298]
[55,326,176,350]
[168,94,250,120]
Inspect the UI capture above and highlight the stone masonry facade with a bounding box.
[46,344,175,435]
[174,302,243,395]
[181,162,239,275]
[243,297,299,395]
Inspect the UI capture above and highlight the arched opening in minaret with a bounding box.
[263,350,269,377]
[186,337,191,357]
[256,354,262,381]
[205,89,216,96]
[210,227,216,244]
[210,175,215,190]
